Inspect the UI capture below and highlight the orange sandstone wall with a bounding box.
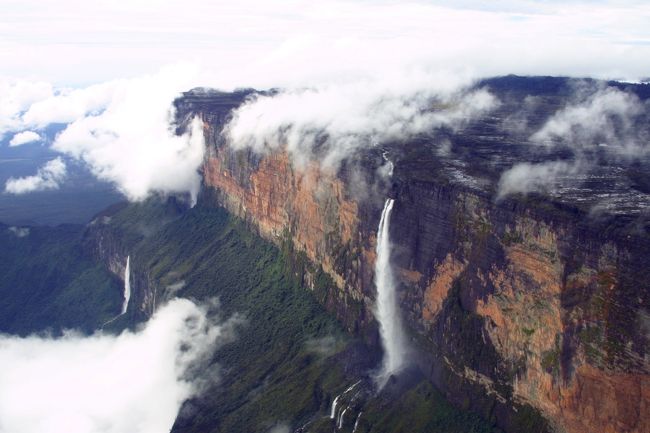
[199,120,649,433]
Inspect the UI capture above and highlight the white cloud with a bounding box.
[226,75,498,168]
[1,2,648,203]
[4,157,67,195]
[9,130,41,147]
[22,81,118,127]
[530,86,647,155]
[49,65,206,203]
[498,86,650,198]
[0,78,53,138]
[497,160,583,198]
[0,298,229,433]
[1,1,649,86]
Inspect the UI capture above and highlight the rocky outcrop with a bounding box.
[83,201,185,320]
[175,81,650,433]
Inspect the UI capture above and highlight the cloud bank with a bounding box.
[531,86,648,155]
[1,2,649,202]
[0,298,229,433]
[30,66,206,203]
[227,76,498,168]
[4,157,67,195]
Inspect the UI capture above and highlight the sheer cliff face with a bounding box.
[179,81,650,433]
[392,181,650,433]
[202,144,381,335]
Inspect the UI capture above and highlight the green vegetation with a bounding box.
[0,198,514,432]
[475,217,492,238]
[105,204,350,432]
[354,382,500,433]
[540,344,560,376]
[103,202,501,433]
[510,404,549,433]
[501,231,523,246]
[0,223,123,335]
[578,325,603,363]
[522,327,535,337]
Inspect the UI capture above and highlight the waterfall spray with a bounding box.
[121,256,131,315]
[374,198,407,387]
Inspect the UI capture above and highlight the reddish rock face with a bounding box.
[555,365,650,433]
[204,150,362,290]
[202,144,380,337]
[193,104,649,433]
[391,182,650,433]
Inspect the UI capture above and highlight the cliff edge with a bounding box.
[174,76,650,433]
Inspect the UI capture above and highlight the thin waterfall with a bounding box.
[121,256,131,315]
[374,198,407,387]
[330,380,360,421]
[353,412,363,433]
[101,255,132,328]
[338,407,348,429]
[330,394,340,419]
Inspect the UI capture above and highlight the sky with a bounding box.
[2,0,649,87]
[1,0,648,201]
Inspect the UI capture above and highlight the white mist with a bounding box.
[374,198,407,387]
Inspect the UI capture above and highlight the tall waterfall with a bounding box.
[374,198,407,386]
[121,256,131,315]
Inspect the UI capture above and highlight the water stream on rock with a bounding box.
[121,255,131,315]
[374,198,407,387]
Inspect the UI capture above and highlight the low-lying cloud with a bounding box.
[227,75,498,169]
[531,86,648,156]
[4,157,67,195]
[0,298,230,433]
[304,335,341,357]
[267,423,291,433]
[1,0,648,204]
[47,66,206,203]
[1,67,207,203]
[497,160,583,199]
[498,85,650,198]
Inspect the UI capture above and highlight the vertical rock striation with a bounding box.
[172,82,650,433]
